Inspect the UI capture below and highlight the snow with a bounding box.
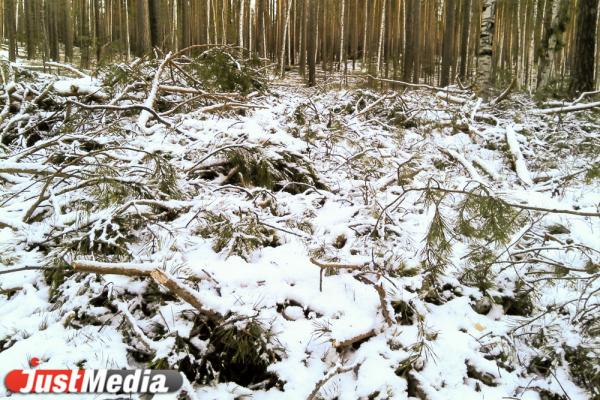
[0,71,599,400]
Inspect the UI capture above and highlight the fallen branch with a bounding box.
[150,269,222,321]
[435,91,468,105]
[73,260,222,321]
[45,61,90,78]
[333,329,377,349]
[374,284,394,326]
[366,75,467,95]
[438,147,483,183]
[306,364,358,400]
[471,156,499,181]
[310,258,367,292]
[138,52,172,131]
[67,100,187,136]
[72,260,157,277]
[117,302,157,353]
[402,186,600,217]
[534,101,600,114]
[572,89,600,104]
[490,78,517,107]
[505,125,533,186]
[0,265,45,275]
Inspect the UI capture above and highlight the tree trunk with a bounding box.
[459,0,471,79]
[80,0,90,69]
[477,0,495,83]
[5,0,17,62]
[148,0,160,49]
[441,0,456,86]
[339,0,346,72]
[280,0,292,77]
[307,0,316,86]
[376,0,387,77]
[64,0,74,62]
[570,0,599,94]
[537,0,571,90]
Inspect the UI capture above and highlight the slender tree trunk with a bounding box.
[124,0,131,60]
[376,0,387,77]
[459,0,471,79]
[339,0,345,72]
[307,0,316,86]
[280,0,292,76]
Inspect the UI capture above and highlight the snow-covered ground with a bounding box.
[0,65,599,399]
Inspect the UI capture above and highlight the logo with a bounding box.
[4,358,183,394]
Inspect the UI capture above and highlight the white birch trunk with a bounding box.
[376,0,387,77]
[362,2,368,70]
[280,0,293,76]
[172,0,178,51]
[339,0,346,72]
[125,0,131,61]
[207,0,212,44]
[239,0,245,49]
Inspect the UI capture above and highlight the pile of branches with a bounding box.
[0,47,316,390]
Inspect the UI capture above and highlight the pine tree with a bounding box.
[570,0,599,94]
[5,0,16,62]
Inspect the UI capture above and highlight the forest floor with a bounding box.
[0,52,599,400]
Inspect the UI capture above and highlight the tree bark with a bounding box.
[307,0,316,86]
[5,0,17,62]
[570,0,599,94]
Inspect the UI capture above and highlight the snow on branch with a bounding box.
[505,125,533,186]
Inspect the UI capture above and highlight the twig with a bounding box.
[374,284,394,326]
[67,100,186,135]
[306,364,358,400]
[0,266,45,275]
[333,329,377,349]
[310,258,366,292]
[366,75,467,94]
[45,61,90,78]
